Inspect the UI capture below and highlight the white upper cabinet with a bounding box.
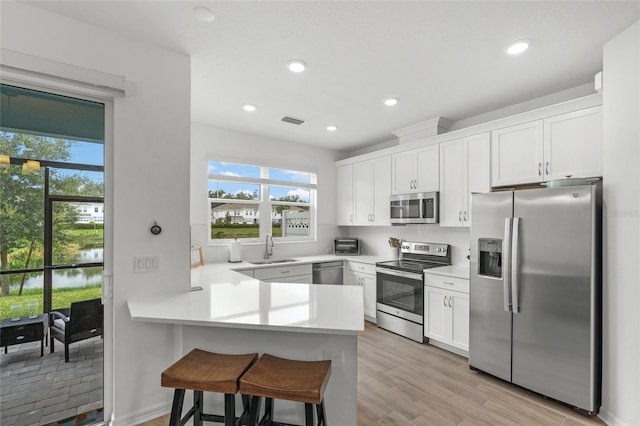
[392,145,439,194]
[543,107,602,181]
[439,133,490,227]
[372,156,392,225]
[491,121,544,186]
[491,106,602,187]
[338,156,391,226]
[337,164,354,225]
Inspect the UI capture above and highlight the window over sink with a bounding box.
[207,160,316,243]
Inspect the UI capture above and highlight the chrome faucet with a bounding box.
[264,234,274,259]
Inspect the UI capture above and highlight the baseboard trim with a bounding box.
[598,406,628,426]
[111,402,169,426]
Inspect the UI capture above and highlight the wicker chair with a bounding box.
[50,298,103,362]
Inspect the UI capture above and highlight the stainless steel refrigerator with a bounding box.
[469,183,601,414]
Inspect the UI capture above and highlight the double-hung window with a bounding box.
[208,160,316,243]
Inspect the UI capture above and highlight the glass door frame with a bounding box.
[2,76,114,426]
[43,166,104,314]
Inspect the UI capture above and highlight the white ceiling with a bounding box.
[24,1,640,152]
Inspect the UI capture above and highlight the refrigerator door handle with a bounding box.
[511,217,520,313]
[503,218,513,312]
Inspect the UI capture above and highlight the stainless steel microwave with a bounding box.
[389,192,439,224]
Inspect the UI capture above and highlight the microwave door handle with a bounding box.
[511,217,520,314]
[503,218,512,312]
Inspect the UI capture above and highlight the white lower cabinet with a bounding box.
[347,261,377,322]
[424,273,469,356]
[253,264,312,284]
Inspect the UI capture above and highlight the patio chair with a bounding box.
[50,298,103,362]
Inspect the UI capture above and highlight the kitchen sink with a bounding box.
[246,258,298,265]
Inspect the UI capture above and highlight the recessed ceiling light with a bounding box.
[326,125,338,132]
[384,98,398,106]
[287,60,307,73]
[506,40,531,55]
[193,6,215,22]
[243,104,256,112]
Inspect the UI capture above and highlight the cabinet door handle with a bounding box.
[443,281,455,285]
[545,161,550,175]
[443,295,447,307]
[350,214,353,223]
[538,162,542,176]
[463,211,468,222]
[281,270,290,274]
[448,296,452,308]
[371,214,374,222]
[458,211,462,222]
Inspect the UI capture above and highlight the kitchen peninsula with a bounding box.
[128,263,364,424]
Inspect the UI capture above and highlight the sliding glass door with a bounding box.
[0,83,106,425]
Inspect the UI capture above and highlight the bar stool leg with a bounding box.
[223,394,235,426]
[239,394,251,425]
[247,395,261,426]
[263,398,273,425]
[169,389,185,426]
[193,391,203,426]
[316,400,327,426]
[304,403,314,426]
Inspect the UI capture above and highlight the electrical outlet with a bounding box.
[323,349,343,364]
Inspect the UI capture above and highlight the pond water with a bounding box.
[11,248,103,290]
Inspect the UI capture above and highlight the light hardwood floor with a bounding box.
[139,322,605,425]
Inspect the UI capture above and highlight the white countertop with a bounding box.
[128,263,365,336]
[228,254,386,271]
[424,265,470,279]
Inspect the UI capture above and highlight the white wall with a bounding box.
[1,3,191,424]
[191,122,342,263]
[601,20,640,426]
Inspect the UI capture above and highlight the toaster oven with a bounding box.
[334,238,361,255]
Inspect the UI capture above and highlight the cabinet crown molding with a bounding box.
[392,116,453,143]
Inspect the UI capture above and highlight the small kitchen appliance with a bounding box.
[334,238,361,255]
[376,241,450,342]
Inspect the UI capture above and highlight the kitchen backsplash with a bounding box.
[192,222,470,266]
[341,225,471,266]
[191,223,341,263]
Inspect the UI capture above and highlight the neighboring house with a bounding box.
[73,202,104,224]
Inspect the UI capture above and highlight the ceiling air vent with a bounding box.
[281,116,306,125]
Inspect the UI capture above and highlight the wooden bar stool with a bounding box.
[239,354,331,426]
[161,349,258,426]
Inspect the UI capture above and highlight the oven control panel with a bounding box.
[401,241,448,257]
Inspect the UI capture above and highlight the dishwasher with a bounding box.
[312,261,344,285]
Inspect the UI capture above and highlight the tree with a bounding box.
[208,189,227,198]
[208,188,257,200]
[0,132,102,296]
[273,194,302,214]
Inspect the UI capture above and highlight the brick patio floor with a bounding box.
[0,337,103,426]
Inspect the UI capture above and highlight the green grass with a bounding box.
[211,225,282,239]
[0,285,101,319]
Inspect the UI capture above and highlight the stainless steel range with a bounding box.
[376,241,451,342]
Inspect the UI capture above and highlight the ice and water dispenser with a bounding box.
[478,239,503,278]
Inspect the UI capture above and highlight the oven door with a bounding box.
[376,268,424,323]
